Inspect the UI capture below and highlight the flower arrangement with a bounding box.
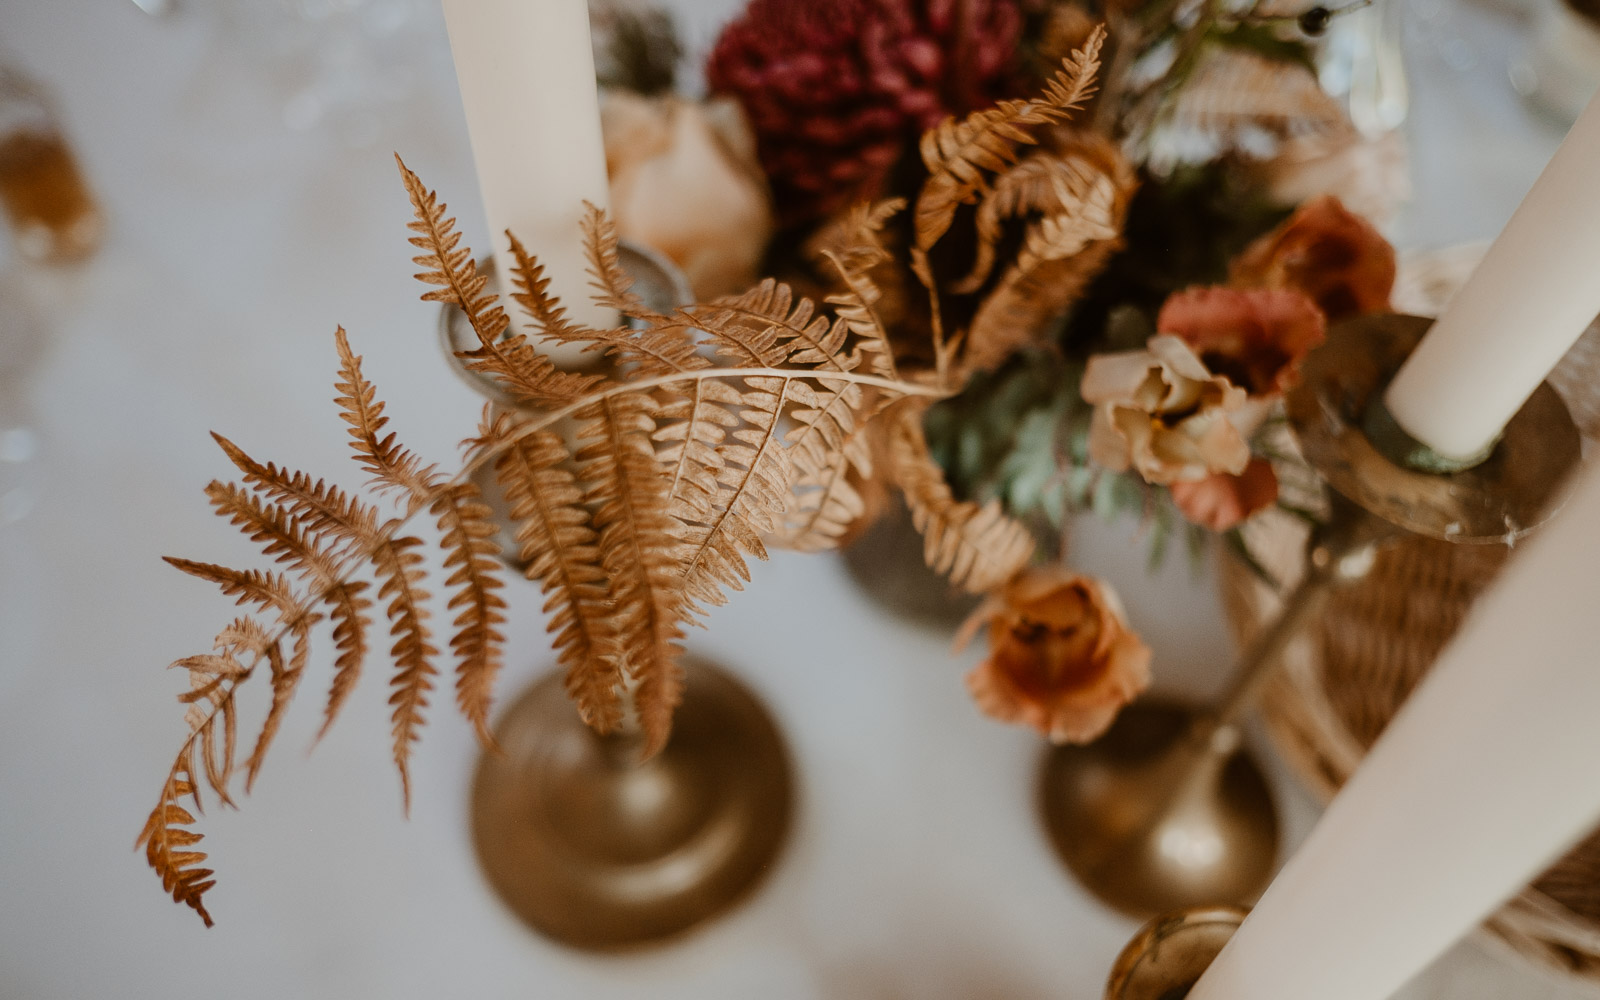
[594,0,1403,741]
[142,1,1412,924]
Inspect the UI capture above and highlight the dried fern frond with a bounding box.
[887,400,1035,593]
[915,26,1105,254]
[398,156,607,406]
[144,162,949,926]
[576,391,687,756]
[962,140,1135,377]
[138,766,216,927]
[953,136,1126,295]
[583,202,666,326]
[482,410,624,731]
[510,220,707,376]
[335,327,438,504]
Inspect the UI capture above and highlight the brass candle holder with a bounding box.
[1041,313,1581,919]
[1105,906,1249,1000]
[440,250,796,949]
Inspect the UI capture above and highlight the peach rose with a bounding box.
[1169,457,1279,531]
[1081,334,1251,485]
[1230,195,1396,322]
[602,92,774,300]
[957,568,1152,744]
[1156,286,1326,397]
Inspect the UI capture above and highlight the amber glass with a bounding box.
[0,67,102,265]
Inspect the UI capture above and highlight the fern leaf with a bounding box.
[430,481,507,745]
[887,401,1034,592]
[678,376,793,609]
[397,158,602,406]
[582,203,663,324]
[778,405,875,552]
[486,412,625,731]
[692,279,854,372]
[370,531,436,811]
[575,392,686,756]
[137,767,216,928]
[655,377,741,525]
[397,155,504,339]
[334,327,438,502]
[915,26,1104,253]
[242,635,302,792]
[510,230,704,376]
[317,581,372,743]
[164,557,317,628]
[210,434,381,545]
[808,198,904,275]
[201,481,348,585]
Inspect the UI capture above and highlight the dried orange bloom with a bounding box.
[1230,194,1395,322]
[958,568,1152,744]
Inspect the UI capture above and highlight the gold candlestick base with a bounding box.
[1040,701,1277,920]
[470,657,794,950]
[1041,313,1581,920]
[1105,906,1248,1000]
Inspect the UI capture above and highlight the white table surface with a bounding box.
[0,1,1593,997]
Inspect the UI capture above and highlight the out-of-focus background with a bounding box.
[0,1,1594,997]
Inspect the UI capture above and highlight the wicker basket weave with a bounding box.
[1218,248,1600,984]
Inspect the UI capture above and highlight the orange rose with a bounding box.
[1169,457,1279,531]
[957,568,1152,744]
[1081,334,1251,485]
[1230,194,1396,322]
[1156,286,1326,397]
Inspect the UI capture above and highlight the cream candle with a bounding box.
[1384,93,1600,460]
[1188,456,1600,1000]
[441,0,614,343]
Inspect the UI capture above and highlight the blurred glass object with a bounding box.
[0,270,48,528]
[0,67,104,266]
[1319,0,1411,137]
[1510,0,1600,126]
[208,0,451,148]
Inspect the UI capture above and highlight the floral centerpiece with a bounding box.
[140,0,1411,924]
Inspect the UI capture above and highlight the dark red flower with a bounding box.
[707,0,1024,225]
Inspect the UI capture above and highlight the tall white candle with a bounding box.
[441,0,614,341]
[1385,93,1600,460]
[1189,458,1600,1000]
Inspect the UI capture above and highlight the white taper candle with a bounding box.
[441,0,614,339]
[1188,458,1600,1000]
[1384,93,1600,460]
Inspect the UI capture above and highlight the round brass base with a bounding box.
[470,658,794,950]
[1105,905,1248,1000]
[1038,701,1278,920]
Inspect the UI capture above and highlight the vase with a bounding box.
[438,246,796,949]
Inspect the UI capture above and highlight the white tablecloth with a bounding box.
[0,1,1592,997]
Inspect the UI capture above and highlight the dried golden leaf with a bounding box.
[887,400,1035,592]
[485,411,624,732]
[398,157,605,406]
[576,392,687,757]
[915,27,1104,253]
[431,481,507,746]
[334,327,438,504]
[512,225,706,377]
